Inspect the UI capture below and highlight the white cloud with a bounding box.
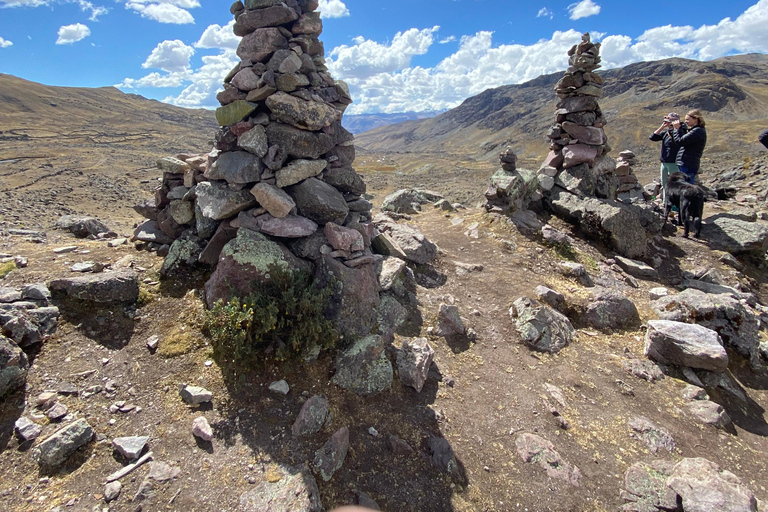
[0,36,12,47]
[0,0,108,20]
[195,19,239,50]
[142,39,194,72]
[55,23,90,44]
[439,36,456,44]
[318,0,349,19]
[0,0,49,6]
[119,0,768,115]
[568,0,601,20]
[329,26,439,79]
[537,7,553,19]
[121,0,199,24]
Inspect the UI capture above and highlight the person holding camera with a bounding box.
[670,109,707,184]
[649,112,685,203]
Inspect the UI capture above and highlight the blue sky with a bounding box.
[1,0,767,114]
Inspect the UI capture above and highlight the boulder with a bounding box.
[644,320,728,372]
[161,237,203,276]
[238,125,269,157]
[196,180,258,221]
[132,220,175,245]
[215,100,257,127]
[373,219,437,265]
[584,288,640,331]
[49,269,140,303]
[686,400,732,429]
[266,123,334,159]
[485,168,539,211]
[204,228,312,307]
[511,297,575,353]
[556,163,595,197]
[434,304,466,337]
[562,144,598,168]
[701,216,768,254]
[207,151,263,185]
[621,460,680,512]
[55,216,113,238]
[652,289,760,362]
[32,418,94,467]
[667,458,757,511]
[332,335,393,395]
[234,5,299,36]
[323,166,366,196]
[239,465,321,512]
[0,334,29,398]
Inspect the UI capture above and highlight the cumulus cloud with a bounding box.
[0,36,12,47]
[0,0,108,19]
[142,39,194,72]
[121,0,199,24]
[537,7,553,19]
[120,0,768,114]
[318,0,349,19]
[439,36,456,44]
[55,23,90,44]
[568,0,600,20]
[195,19,239,50]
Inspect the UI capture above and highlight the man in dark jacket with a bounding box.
[650,112,685,203]
[760,129,768,149]
[671,110,707,184]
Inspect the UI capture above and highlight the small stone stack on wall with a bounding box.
[483,148,539,213]
[133,0,385,340]
[615,150,644,201]
[541,33,617,200]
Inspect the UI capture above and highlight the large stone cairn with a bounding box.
[541,33,617,199]
[132,0,382,338]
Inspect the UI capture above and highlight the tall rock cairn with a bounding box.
[541,33,617,199]
[133,0,379,330]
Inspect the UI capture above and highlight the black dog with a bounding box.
[664,172,704,238]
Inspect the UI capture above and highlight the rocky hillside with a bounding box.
[342,111,444,134]
[355,54,768,170]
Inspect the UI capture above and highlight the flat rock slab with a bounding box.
[687,400,732,429]
[628,416,676,453]
[312,427,349,482]
[701,215,768,254]
[667,457,757,512]
[49,269,139,303]
[180,384,213,405]
[292,395,329,436]
[32,418,93,467]
[239,465,321,512]
[615,255,659,280]
[645,320,728,372]
[112,436,149,460]
[515,433,581,486]
[621,460,679,512]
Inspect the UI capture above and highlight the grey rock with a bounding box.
[132,220,175,245]
[275,159,327,188]
[240,212,318,238]
[434,304,466,337]
[645,320,728,372]
[622,359,665,383]
[180,384,212,405]
[70,261,104,273]
[381,189,443,214]
[681,279,755,304]
[46,402,68,420]
[510,209,544,232]
[559,261,594,287]
[534,285,564,309]
[266,122,334,160]
[21,283,51,302]
[196,180,258,221]
[427,436,465,483]
[191,416,213,442]
[289,177,348,226]
[584,288,639,331]
[55,215,113,238]
[49,269,140,303]
[515,433,580,486]
[239,465,321,512]
[112,436,149,460]
[236,27,289,63]
[312,427,349,482]
[32,418,93,467]
[628,416,676,453]
[332,335,392,396]
[160,237,203,276]
[511,297,575,353]
[649,287,668,301]
[701,215,768,254]
[396,338,434,392]
[292,395,328,437]
[614,255,659,280]
[682,384,709,401]
[169,200,195,225]
[156,156,190,174]
[620,460,679,512]
[250,182,296,218]
[268,380,290,395]
[238,125,269,157]
[104,481,122,503]
[541,224,573,246]
[374,220,436,265]
[266,92,339,131]
[686,400,732,429]
[667,457,757,511]
[1,334,30,397]
[378,257,407,291]
[146,461,180,482]
[0,287,22,303]
[652,289,760,362]
[322,166,366,196]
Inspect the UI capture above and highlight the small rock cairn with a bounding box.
[541,33,617,199]
[483,147,538,212]
[615,150,643,200]
[133,0,377,301]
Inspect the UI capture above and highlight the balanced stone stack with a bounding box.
[483,148,539,212]
[133,0,383,339]
[615,150,644,201]
[541,33,617,199]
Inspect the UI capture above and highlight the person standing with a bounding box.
[671,109,707,184]
[759,129,768,149]
[649,112,685,202]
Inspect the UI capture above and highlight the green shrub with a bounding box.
[202,264,338,368]
[0,261,15,279]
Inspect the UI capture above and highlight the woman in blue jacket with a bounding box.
[671,109,707,184]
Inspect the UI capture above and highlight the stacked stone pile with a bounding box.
[483,147,539,212]
[614,150,644,201]
[132,0,435,343]
[541,33,617,200]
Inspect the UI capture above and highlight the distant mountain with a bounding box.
[355,54,768,169]
[342,110,445,134]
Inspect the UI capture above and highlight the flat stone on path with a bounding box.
[312,427,350,482]
[49,269,140,303]
[292,395,329,437]
[268,380,290,395]
[239,464,321,512]
[667,457,757,512]
[515,433,581,486]
[104,481,122,503]
[615,255,660,280]
[32,418,93,467]
[112,436,149,460]
[192,417,213,442]
[180,384,212,405]
[628,416,676,453]
[687,400,732,429]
